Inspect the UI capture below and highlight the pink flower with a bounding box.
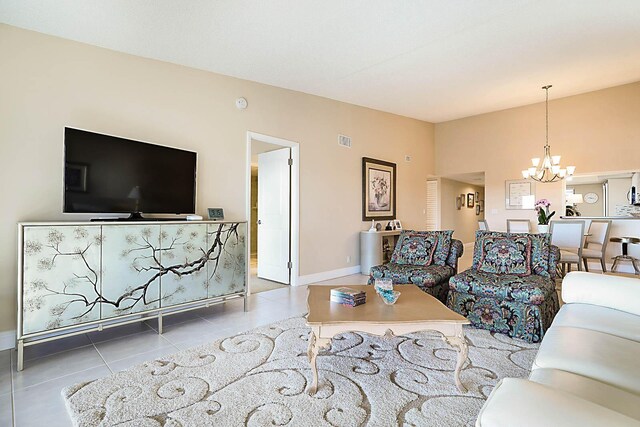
[535,199,551,209]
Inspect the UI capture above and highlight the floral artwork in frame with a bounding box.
[467,193,475,208]
[362,157,396,221]
[456,196,462,210]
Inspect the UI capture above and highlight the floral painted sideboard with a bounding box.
[17,220,246,370]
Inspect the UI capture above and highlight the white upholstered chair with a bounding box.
[478,219,489,231]
[550,220,585,275]
[582,220,611,272]
[506,219,531,233]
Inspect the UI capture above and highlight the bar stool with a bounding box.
[610,236,640,275]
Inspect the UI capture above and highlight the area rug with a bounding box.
[62,317,539,426]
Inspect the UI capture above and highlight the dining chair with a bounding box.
[582,220,612,272]
[550,220,585,275]
[506,219,531,233]
[478,220,489,231]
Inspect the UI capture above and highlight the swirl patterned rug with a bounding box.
[62,317,538,427]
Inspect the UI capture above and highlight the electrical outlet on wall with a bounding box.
[346,255,351,264]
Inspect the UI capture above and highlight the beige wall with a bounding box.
[436,81,640,232]
[566,183,604,217]
[0,25,434,337]
[440,178,485,243]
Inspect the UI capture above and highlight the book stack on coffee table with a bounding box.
[330,287,367,307]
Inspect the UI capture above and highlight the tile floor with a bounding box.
[0,274,370,426]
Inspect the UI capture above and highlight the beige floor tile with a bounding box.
[0,394,13,426]
[92,330,177,364]
[12,345,106,391]
[23,333,93,362]
[0,350,11,397]
[13,365,111,427]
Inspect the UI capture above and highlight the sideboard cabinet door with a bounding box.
[207,222,246,298]
[101,225,161,318]
[22,226,102,335]
[159,224,209,306]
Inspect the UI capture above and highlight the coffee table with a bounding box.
[305,284,470,394]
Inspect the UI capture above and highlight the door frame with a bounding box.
[246,131,300,290]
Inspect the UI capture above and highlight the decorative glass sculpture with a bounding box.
[374,279,400,305]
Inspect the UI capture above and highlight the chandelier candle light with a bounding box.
[522,85,575,183]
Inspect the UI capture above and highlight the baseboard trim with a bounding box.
[0,330,16,351]
[297,266,362,286]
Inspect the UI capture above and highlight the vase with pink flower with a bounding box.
[535,199,555,233]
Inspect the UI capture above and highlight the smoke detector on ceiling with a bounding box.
[235,97,248,110]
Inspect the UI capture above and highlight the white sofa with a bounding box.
[476,272,640,427]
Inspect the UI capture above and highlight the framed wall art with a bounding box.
[506,180,536,210]
[456,196,462,210]
[467,193,475,208]
[362,157,396,221]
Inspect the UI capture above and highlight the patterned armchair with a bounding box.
[446,230,560,343]
[368,230,464,303]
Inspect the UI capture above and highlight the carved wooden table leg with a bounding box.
[307,328,329,394]
[307,330,316,362]
[443,329,469,393]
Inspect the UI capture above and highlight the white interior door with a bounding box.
[257,148,291,284]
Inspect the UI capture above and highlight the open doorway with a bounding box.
[438,172,486,244]
[246,132,300,294]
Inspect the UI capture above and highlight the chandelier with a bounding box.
[521,85,575,183]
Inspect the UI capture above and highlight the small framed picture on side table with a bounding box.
[394,219,402,230]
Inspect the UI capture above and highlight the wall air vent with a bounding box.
[338,134,352,148]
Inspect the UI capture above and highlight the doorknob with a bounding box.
[257,219,262,225]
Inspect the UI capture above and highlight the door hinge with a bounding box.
[287,261,293,269]
[288,158,293,166]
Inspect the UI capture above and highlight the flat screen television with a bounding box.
[64,127,197,219]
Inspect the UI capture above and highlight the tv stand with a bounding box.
[128,212,144,220]
[17,220,247,370]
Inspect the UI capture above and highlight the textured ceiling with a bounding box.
[2,0,640,122]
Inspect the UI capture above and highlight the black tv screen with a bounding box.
[64,128,196,215]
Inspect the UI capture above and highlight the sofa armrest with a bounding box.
[477,378,639,427]
[562,272,640,316]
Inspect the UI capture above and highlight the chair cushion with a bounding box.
[560,250,580,263]
[391,230,453,266]
[477,235,532,276]
[449,269,556,305]
[532,326,640,395]
[369,263,455,288]
[582,248,604,258]
[473,231,553,277]
[552,303,640,342]
[529,368,640,421]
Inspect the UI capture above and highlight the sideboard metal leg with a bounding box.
[17,340,24,371]
[243,294,248,312]
[157,313,163,335]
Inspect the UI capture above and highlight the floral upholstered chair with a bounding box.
[446,230,560,343]
[368,230,464,303]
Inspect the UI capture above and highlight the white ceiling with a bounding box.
[2,0,640,122]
